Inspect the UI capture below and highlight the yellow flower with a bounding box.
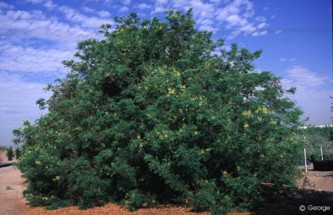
[242,110,251,117]
[270,120,277,125]
[168,88,175,95]
[262,107,268,114]
[256,106,268,115]
[174,71,181,77]
[244,123,249,128]
[53,176,60,182]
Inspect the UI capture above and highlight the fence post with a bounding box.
[304,148,308,172]
[320,147,323,161]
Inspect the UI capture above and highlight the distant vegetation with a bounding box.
[0,146,7,150]
[0,146,21,162]
[299,126,333,161]
[6,146,14,161]
[14,10,304,215]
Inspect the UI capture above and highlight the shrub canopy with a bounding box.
[14,10,303,214]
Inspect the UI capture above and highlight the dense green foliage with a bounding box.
[15,147,21,160]
[6,146,14,161]
[14,10,303,214]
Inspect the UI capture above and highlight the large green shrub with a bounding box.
[14,10,303,214]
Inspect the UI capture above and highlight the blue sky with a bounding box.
[0,0,332,146]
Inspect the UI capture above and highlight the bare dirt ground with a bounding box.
[1,165,332,215]
[0,166,26,215]
[254,171,333,215]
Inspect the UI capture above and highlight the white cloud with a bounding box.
[58,6,113,28]
[98,10,111,18]
[280,58,295,62]
[197,18,218,32]
[123,0,131,6]
[285,66,329,88]
[0,41,73,73]
[25,0,56,9]
[156,0,168,4]
[225,14,244,27]
[25,0,44,4]
[152,6,166,14]
[252,30,267,36]
[189,0,215,18]
[282,66,332,124]
[0,3,114,76]
[119,6,129,12]
[216,3,240,20]
[257,22,267,29]
[44,0,56,9]
[150,0,269,39]
[0,9,95,77]
[199,24,218,32]
[0,7,93,44]
[240,23,256,33]
[137,3,152,10]
[216,0,267,38]
[82,6,96,14]
[3,9,45,20]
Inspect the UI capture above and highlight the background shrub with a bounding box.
[6,146,14,161]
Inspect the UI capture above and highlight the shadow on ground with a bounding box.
[252,189,333,215]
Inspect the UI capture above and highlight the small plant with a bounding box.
[6,147,14,161]
[5,186,14,191]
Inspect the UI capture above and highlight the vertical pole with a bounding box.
[321,147,323,161]
[304,148,308,172]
